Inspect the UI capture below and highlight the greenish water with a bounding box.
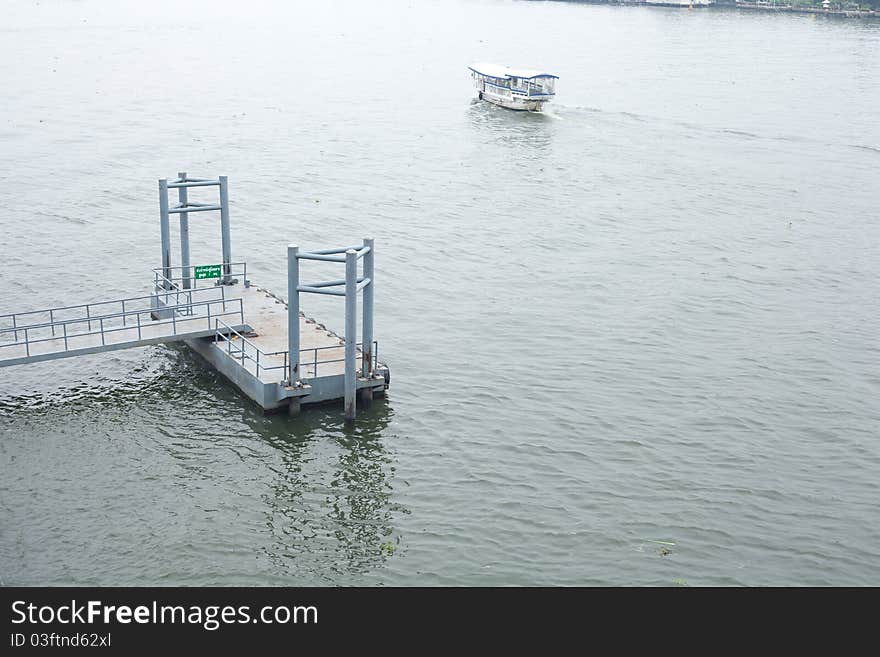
[1,0,878,585]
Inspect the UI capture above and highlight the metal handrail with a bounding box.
[1,292,159,323]
[153,261,248,290]
[212,319,378,381]
[298,342,378,378]
[0,288,230,331]
[0,298,245,355]
[213,318,287,379]
[156,261,248,274]
[151,278,228,317]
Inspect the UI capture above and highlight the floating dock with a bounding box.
[0,173,389,422]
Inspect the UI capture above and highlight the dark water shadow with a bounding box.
[250,396,405,584]
[0,343,405,584]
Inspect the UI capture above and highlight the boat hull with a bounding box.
[477,89,549,112]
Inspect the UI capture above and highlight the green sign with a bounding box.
[194,264,222,280]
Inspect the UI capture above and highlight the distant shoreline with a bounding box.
[731,2,878,17]
[558,1,880,19]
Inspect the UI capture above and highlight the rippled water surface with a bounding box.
[1,0,878,585]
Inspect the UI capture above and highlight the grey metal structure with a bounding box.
[0,173,389,423]
[0,287,247,367]
[287,239,378,423]
[158,173,234,288]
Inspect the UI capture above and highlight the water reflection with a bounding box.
[252,397,404,584]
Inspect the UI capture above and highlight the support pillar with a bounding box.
[344,249,357,424]
[362,237,374,379]
[287,245,300,386]
[219,175,232,284]
[178,171,191,290]
[158,179,172,290]
[288,397,301,417]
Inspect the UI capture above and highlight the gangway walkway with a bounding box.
[0,284,250,368]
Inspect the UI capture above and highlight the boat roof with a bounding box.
[468,62,558,80]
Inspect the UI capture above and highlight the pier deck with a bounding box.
[0,172,388,421]
[182,281,386,413]
[218,283,351,383]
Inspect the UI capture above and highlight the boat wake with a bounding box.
[551,104,879,155]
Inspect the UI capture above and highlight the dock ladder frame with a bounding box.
[288,239,376,423]
[158,172,234,290]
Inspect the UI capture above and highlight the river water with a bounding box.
[1,0,878,585]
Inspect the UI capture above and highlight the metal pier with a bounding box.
[0,173,390,422]
[0,286,248,368]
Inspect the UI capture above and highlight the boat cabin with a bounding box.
[469,62,558,112]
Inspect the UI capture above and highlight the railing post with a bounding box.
[219,175,232,284]
[344,249,357,424]
[287,245,300,386]
[178,171,192,290]
[362,237,374,379]
[159,178,172,290]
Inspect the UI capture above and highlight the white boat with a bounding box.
[468,62,558,112]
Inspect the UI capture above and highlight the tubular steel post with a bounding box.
[178,171,191,290]
[362,238,374,379]
[287,245,300,386]
[344,249,357,424]
[159,179,172,290]
[219,176,232,284]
